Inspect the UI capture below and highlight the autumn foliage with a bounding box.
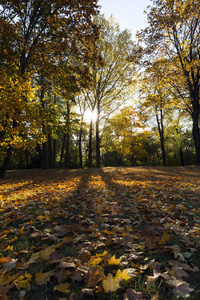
[0,167,200,299]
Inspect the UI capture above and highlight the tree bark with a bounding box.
[36,145,42,168]
[191,99,200,165]
[65,132,70,169]
[53,139,56,169]
[48,133,52,168]
[79,124,83,168]
[0,147,12,178]
[95,110,101,168]
[156,108,167,166]
[180,147,184,166]
[59,133,66,168]
[64,102,70,169]
[88,120,93,168]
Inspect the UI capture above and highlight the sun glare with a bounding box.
[84,109,98,123]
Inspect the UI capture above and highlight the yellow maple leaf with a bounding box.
[89,257,102,266]
[115,269,131,281]
[14,273,32,289]
[35,269,54,285]
[108,255,121,265]
[95,251,108,258]
[53,282,70,293]
[102,273,121,293]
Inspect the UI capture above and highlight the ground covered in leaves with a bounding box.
[0,166,200,300]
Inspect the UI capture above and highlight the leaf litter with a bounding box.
[0,166,200,299]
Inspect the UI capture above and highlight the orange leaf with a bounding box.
[19,226,25,234]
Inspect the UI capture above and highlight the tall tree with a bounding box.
[0,0,99,177]
[138,0,200,164]
[82,15,139,167]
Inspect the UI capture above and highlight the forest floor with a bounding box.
[0,166,200,300]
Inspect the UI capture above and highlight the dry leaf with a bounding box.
[53,282,70,293]
[126,288,144,299]
[115,269,131,281]
[108,255,121,265]
[172,284,194,298]
[158,232,171,245]
[102,273,121,293]
[3,259,17,272]
[35,269,54,285]
[86,267,104,288]
[89,256,102,266]
[38,243,62,261]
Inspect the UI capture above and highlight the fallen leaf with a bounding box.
[82,288,94,296]
[3,259,17,272]
[172,284,194,298]
[126,288,144,299]
[86,267,104,288]
[89,256,102,266]
[115,269,131,281]
[14,273,32,290]
[0,257,11,264]
[108,255,121,265]
[35,269,54,285]
[158,232,171,245]
[19,226,25,234]
[102,273,121,293]
[53,282,70,293]
[77,249,91,263]
[38,243,62,261]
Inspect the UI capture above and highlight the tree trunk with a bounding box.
[191,99,200,165]
[42,142,48,169]
[65,132,70,169]
[79,124,83,168]
[59,133,66,168]
[64,102,70,169]
[88,120,93,168]
[36,145,42,168]
[156,108,167,166]
[53,139,56,169]
[48,133,52,168]
[96,116,101,168]
[180,147,184,166]
[0,147,12,178]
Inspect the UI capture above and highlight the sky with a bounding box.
[98,0,151,39]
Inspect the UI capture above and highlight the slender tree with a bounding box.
[82,15,139,167]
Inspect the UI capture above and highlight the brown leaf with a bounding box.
[0,284,14,296]
[71,266,89,282]
[126,288,144,299]
[86,267,104,288]
[77,249,91,264]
